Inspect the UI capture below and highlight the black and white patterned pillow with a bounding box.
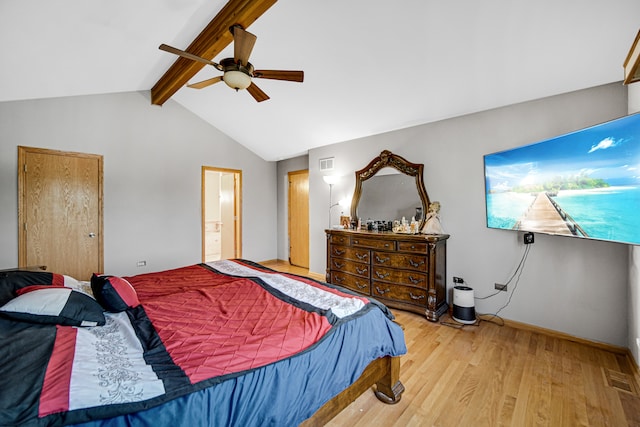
[0,287,105,327]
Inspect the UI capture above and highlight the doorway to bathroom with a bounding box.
[202,167,242,262]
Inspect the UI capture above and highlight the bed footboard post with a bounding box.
[374,356,404,404]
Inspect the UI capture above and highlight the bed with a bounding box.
[0,259,406,426]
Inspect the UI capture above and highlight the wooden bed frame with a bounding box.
[301,355,404,426]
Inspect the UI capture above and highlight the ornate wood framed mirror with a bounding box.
[350,150,430,229]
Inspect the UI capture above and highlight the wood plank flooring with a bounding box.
[261,260,640,426]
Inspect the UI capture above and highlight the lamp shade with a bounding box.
[322,175,341,185]
[338,197,351,208]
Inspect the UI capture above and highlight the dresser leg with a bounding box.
[425,301,449,322]
[426,291,439,321]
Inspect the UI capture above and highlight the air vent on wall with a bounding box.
[319,157,334,171]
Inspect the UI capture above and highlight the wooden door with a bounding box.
[288,170,309,268]
[18,146,103,280]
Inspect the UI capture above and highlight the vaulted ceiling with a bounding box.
[1,1,639,161]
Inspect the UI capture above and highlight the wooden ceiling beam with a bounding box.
[151,0,278,106]
[623,29,640,85]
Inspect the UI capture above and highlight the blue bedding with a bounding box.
[72,307,406,427]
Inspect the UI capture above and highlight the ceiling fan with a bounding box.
[159,25,304,102]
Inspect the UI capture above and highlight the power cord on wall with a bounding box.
[440,243,532,329]
[475,243,532,326]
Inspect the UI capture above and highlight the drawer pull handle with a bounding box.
[409,292,425,300]
[333,261,345,269]
[334,276,344,283]
[408,259,425,268]
[356,252,368,260]
[384,243,390,248]
[356,282,368,289]
[375,255,390,263]
[408,275,423,284]
[411,245,416,249]
[375,286,390,295]
[356,267,368,274]
[333,248,345,255]
[375,271,390,279]
[354,240,359,244]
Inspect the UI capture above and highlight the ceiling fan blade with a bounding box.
[253,70,304,82]
[187,76,224,89]
[247,82,270,102]
[159,44,223,71]
[233,26,257,66]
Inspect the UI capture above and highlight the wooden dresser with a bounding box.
[326,229,449,321]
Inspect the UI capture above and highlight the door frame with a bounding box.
[201,166,242,261]
[17,146,104,273]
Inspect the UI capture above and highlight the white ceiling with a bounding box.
[1,1,639,161]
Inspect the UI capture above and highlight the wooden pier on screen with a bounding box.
[513,192,588,237]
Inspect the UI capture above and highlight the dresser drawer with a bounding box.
[371,267,427,287]
[329,245,370,263]
[372,251,427,272]
[330,272,371,293]
[327,227,448,321]
[329,234,351,246]
[397,241,428,253]
[330,258,370,278]
[352,237,395,251]
[371,281,427,306]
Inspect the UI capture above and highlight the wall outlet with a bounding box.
[136,260,147,267]
[495,283,507,291]
[453,277,464,284]
[524,232,534,244]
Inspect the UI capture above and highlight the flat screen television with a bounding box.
[484,113,640,246]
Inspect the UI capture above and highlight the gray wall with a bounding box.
[0,91,277,276]
[301,82,629,347]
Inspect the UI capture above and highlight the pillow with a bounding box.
[0,287,105,327]
[91,274,140,312]
[0,270,61,306]
[0,270,93,305]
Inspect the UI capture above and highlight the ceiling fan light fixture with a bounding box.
[223,70,252,90]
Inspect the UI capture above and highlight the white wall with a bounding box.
[0,91,277,276]
[303,82,629,347]
[628,82,640,363]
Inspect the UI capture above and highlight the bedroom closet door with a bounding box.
[288,170,309,268]
[18,146,103,280]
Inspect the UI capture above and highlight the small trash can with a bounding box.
[452,285,476,324]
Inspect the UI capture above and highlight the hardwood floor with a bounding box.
[262,260,640,426]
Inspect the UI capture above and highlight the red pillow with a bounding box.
[90,274,140,312]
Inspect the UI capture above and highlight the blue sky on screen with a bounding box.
[485,113,640,190]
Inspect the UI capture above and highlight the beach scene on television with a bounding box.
[484,113,640,246]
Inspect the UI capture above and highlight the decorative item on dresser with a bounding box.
[325,150,449,321]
